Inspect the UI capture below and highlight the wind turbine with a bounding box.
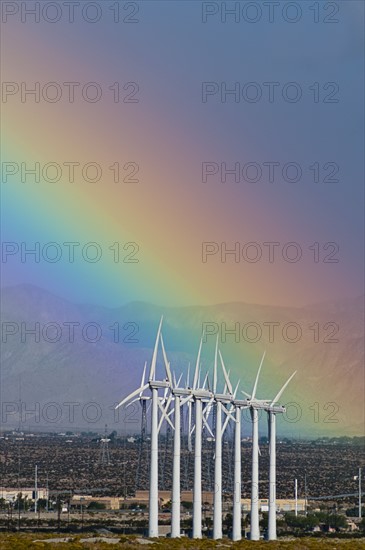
[178,334,213,539]
[158,334,189,538]
[169,373,187,539]
[230,390,250,541]
[115,317,172,538]
[266,370,297,541]
[240,351,269,541]
[211,345,239,540]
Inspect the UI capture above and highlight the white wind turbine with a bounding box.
[179,334,213,539]
[266,370,297,541]
[217,356,251,542]
[210,345,240,540]
[230,390,250,541]
[115,317,172,538]
[168,371,187,539]
[240,351,269,541]
[158,334,188,539]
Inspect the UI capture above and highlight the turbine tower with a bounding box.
[266,371,296,540]
[242,353,296,541]
[211,347,238,540]
[169,376,187,538]
[216,350,250,542]
[231,394,249,541]
[240,352,268,541]
[179,334,213,539]
[158,334,188,538]
[116,317,172,538]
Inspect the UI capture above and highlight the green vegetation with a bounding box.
[87,501,106,510]
[0,533,365,549]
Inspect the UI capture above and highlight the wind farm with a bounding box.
[116,317,297,541]
[1,291,364,546]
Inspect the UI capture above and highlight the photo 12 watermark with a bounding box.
[201,81,339,103]
[1,81,140,104]
[1,1,140,24]
[202,320,340,344]
[2,241,140,264]
[1,320,140,344]
[201,2,340,24]
[201,241,340,264]
[201,161,339,184]
[2,161,140,184]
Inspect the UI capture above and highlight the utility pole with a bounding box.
[354,468,362,519]
[359,468,362,519]
[57,495,61,531]
[46,472,49,512]
[18,494,21,530]
[34,465,38,514]
[294,478,298,516]
[304,473,308,516]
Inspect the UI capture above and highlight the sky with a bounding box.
[1,0,364,309]
[1,1,364,438]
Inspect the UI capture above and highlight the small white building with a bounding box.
[241,498,306,512]
[0,487,48,502]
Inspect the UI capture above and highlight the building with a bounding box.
[70,495,120,510]
[0,487,48,502]
[242,498,306,513]
[130,491,306,512]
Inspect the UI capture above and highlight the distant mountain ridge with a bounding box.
[1,284,364,437]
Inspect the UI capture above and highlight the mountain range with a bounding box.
[1,284,364,437]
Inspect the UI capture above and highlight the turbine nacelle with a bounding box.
[149,380,170,390]
[249,401,271,410]
[214,393,233,403]
[172,388,191,397]
[232,398,250,407]
[192,389,212,400]
[267,405,286,414]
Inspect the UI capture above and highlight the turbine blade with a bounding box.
[149,316,163,381]
[241,389,252,399]
[202,371,208,390]
[193,335,204,390]
[140,362,147,389]
[160,333,173,387]
[125,397,140,407]
[219,350,233,395]
[221,403,230,416]
[222,413,231,434]
[271,371,297,405]
[180,395,193,406]
[206,373,212,393]
[165,392,173,412]
[158,397,174,431]
[115,383,149,409]
[222,403,235,432]
[202,413,214,438]
[188,400,192,435]
[186,363,190,389]
[167,407,175,419]
[213,335,218,393]
[204,397,215,421]
[252,351,266,400]
[177,373,183,388]
[233,380,240,399]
